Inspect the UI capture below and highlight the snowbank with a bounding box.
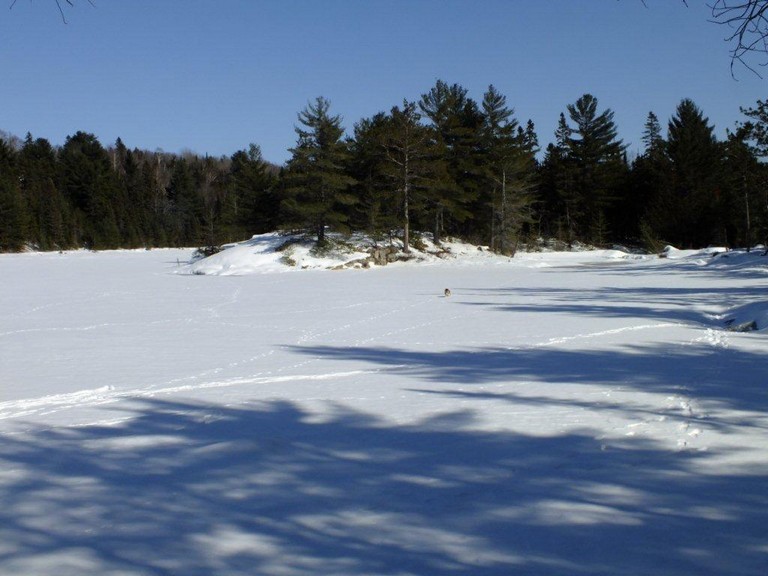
[182,232,642,276]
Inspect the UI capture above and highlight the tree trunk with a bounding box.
[403,154,410,253]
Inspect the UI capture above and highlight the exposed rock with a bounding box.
[370,246,400,266]
[724,319,758,332]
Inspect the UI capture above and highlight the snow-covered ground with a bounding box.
[1,237,767,576]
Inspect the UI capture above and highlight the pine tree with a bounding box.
[419,80,484,243]
[479,85,537,255]
[281,97,356,246]
[565,94,628,244]
[347,112,396,237]
[739,99,768,157]
[379,100,436,252]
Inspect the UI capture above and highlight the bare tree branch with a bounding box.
[9,0,92,24]
[709,0,768,77]
[56,0,73,23]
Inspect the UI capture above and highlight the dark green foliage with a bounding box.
[0,138,28,251]
[57,132,124,249]
[1,88,766,254]
[739,99,768,157]
[564,94,629,244]
[377,101,439,252]
[281,97,357,245]
[631,114,672,250]
[722,130,768,249]
[646,99,724,248]
[419,80,484,243]
[537,114,581,245]
[166,157,202,246]
[347,112,397,238]
[229,144,278,239]
[642,111,664,156]
[479,85,537,254]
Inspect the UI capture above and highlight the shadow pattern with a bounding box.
[1,396,766,576]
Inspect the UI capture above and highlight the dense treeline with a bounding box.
[2,81,768,253]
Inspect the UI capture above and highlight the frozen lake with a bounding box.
[1,245,767,575]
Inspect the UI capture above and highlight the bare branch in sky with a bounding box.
[708,0,768,77]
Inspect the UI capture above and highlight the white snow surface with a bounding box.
[1,237,767,576]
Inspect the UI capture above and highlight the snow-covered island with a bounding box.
[1,237,767,576]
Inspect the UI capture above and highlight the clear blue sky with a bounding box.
[1,0,763,165]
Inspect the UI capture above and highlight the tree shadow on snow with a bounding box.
[1,394,766,576]
[292,341,768,416]
[457,283,765,328]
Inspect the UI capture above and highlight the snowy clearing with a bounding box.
[1,239,767,576]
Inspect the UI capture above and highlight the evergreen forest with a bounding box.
[2,82,768,254]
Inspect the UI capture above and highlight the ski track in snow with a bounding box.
[0,370,380,428]
[524,322,681,349]
[1,318,694,434]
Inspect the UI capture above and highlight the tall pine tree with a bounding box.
[419,80,483,243]
[282,97,356,245]
[479,85,537,254]
[565,94,627,244]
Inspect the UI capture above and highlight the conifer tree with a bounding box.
[721,130,766,248]
[197,155,226,248]
[18,134,74,250]
[479,85,537,254]
[282,97,356,246]
[632,113,672,250]
[348,112,396,238]
[564,94,627,244]
[229,144,277,237]
[538,114,579,245]
[419,80,483,243]
[379,100,436,252]
[642,111,665,156]
[0,138,27,251]
[58,132,122,248]
[664,99,723,246]
[739,99,768,157]
[166,157,201,246]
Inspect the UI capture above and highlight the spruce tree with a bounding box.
[642,111,664,156]
[632,111,671,250]
[166,157,201,246]
[58,132,122,248]
[0,138,28,251]
[538,114,579,245]
[229,144,277,237]
[665,99,723,246]
[18,134,73,250]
